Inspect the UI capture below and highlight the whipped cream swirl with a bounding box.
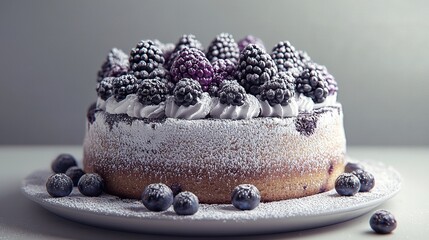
[259,98,298,117]
[210,95,260,120]
[165,93,211,120]
[296,93,338,112]
[104,94,165,119]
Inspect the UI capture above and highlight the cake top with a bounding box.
[94,34,339,120]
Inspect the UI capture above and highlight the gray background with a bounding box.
[0,0,428,146]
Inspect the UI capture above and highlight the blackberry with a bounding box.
[173,78,202,107]
[207,84,220,97]
[218,80,247,106]
[231,184,261,210]
[296,68,329,103]
[238,35,265,52]
[271,41,300,73]
[137,79,168,105]
[165,34,204,70]
[129,40,167,81]
[297,50,311,66]
[306,62,338,95]
[212,59,237,86]
[170,48,214,91]
[97,48,129,83]
[206,33,240,63]
[237,44,277,95]
[153,39,175,62]
[51,154,77,173]
[96,77,114,101]
[260,72,295,106]
[112,74,139,101]
[370,210,397,234]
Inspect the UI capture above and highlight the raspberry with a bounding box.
[218,80,247,106]
[260,72,295,106]
[296,68,329,103]
[271,41,300,73]
[137,79,168,105]
[238,35,265,52]
[170,48,214,91]
[206,33,239,63]
[237,44,277,95]
[97,48,129,83]
[112,74,139,101]
[129,40,167,81]
[173,78,203,107]
[165,34,204,70]
[96,77,114,100]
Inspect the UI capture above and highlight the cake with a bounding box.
[83,34,346,204]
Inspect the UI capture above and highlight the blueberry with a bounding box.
[141,183,174,212]
[335,173,361,196]
[344,162,365,173]
[77,173,104,197]
[351,169,375,192]
[51,153,77,173]
[46,173,73,197]
[173,191,199,215]
[231,184,261,210]
[65,166,85,186]
[370,210,397,234]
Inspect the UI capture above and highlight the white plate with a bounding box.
[22,160,401,236]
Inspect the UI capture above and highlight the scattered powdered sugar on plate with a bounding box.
[22,160,401,235]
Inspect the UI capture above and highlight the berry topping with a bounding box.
[206,33,240,63]
[141,183,174,212]
[238,35,265,52]
[51,154,77,173]
[46,173,73,197]
[218,80,247,106]
[231,184,261,210]
[96,77,114,101]
[153,39,175,62]
[271,41,300,73]
[87,102,97,124]
[77,173,104,197]
[370,210,397,234]
[296,68,329,103]
[170,48,214,91]
[173,78,203,107]
[112,74,139,101]
[344,162,365,173]
[212,59,237,86]
[306,62,338,95]
[259,72,295,106]
[237,44,277,95]
[165,34,204,70]
[335,173,361,196]
[129,40,167,81]
[137,78,168,105]
[351,169,375,192]
[97,48,129,83]
[65,166,85,187]
[173,191,199,215]
[297,50,311,66]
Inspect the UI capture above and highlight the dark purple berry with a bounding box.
[335,173,361,196]
[212,59,237,86]
[370,210,397,234]
[51,154,77,173]
[65,166,85,187]
[352,169,375,192]
[238,35,265,52]
[165,34,204,70]
[296,68,329,103]
[129,40,167,81]
[137,79,168,105]
[173,78,202,107]
[259,72,295,106]
[78,173,104,197]
[173,191,199,215]
[271,41,300,73]
[218,80,247,106]
[141,183,174,212]
[46,173,73,197]
[344,162,365,173]
[96,77,114,101]
[231,184,261,210]
[237,44,277,95]
[97,48,129,83]
[306,62,338,95]
[112,74,139,101]
[170,48,214,91]
[206,33,239,63]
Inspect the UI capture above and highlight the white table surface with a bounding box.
[0,146,427,239]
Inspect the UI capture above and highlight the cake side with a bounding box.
[83,106,346,203]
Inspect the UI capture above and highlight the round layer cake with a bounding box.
[83,105,346,203]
